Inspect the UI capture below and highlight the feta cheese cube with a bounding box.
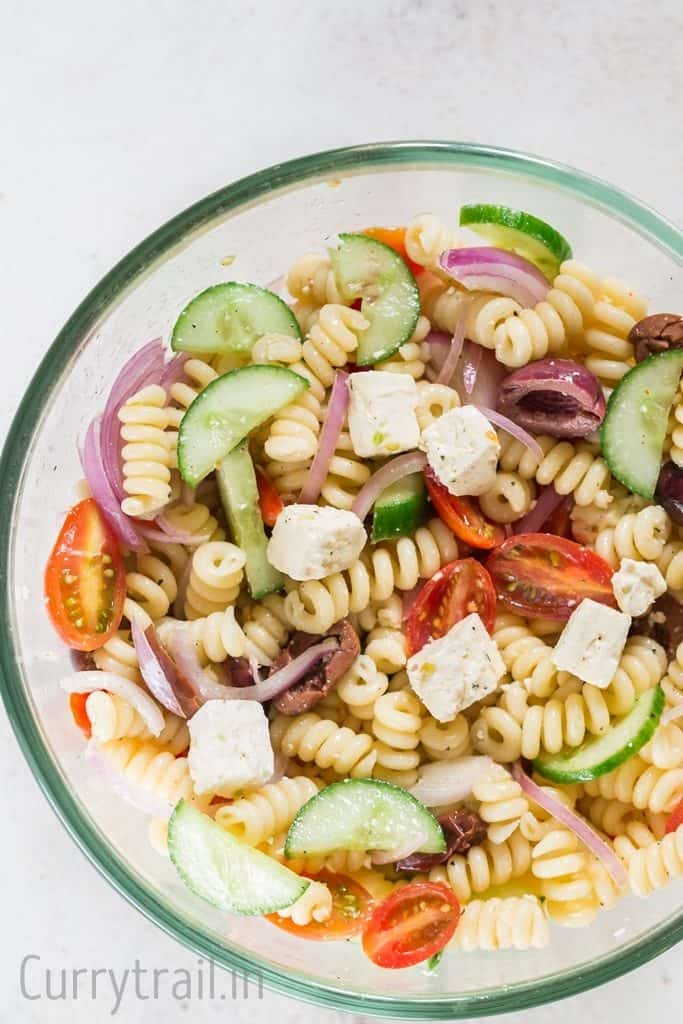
[348,371,420,457]
[550,598,631,688]
[419,406,500,496]
[407,613,506,722]
[267,504,366,580]
[188,700,274,797]
[611,558,666,617]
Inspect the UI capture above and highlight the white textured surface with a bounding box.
[1,0,682,1020]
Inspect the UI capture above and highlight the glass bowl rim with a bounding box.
[1,140,682,1018]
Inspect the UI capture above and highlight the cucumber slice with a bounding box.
[330,233,420,366]
[217,442,283,599]
[459,204,572,279]
[172,283,302,356]
[168,801,309,915]
[534,685,664,783]
[371,472,428,542]
[284,778,445,859]
[601,349,683,498]
[178,365,309,487]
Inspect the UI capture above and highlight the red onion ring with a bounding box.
[512,485,566,535]
[436,304,468,386]
[474,405,544,462]
[440,247,551,307]
[351,452,427,522]
[299,371,349,504]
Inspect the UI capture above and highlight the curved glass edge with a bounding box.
[1,141,682,1019]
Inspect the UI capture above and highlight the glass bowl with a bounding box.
[1,142,682,1019]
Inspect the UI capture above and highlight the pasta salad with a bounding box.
[45,205,683,968]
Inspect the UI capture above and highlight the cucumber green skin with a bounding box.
[171,282,302,355]
[168,801,309,915]
[371,473,429,542]
[330,234,420,366]
[216,443,283,599]
[534,685,664,784]
[177,365,309,487]
[284,777,446,859]
[459,204,572,278]
[601,349,683,498]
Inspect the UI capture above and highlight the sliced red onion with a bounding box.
[159,352,190,390]
[61,671,165,736]
[463,342,482,395]
[81,418,146,551]
[299,371,349,504]
[100,340,167,501]
[409,756,493,807]
[513,485,565,535]
[131,619,200,718]
[436,306,467,386]
[351,452,427,522]
[142,511,210,547]
[371,828,430,865]
[474,405,544,462]
[170,629,339,704]
[497,359,606,439]
[512,762,628,888]
[85,741,173,818]
[440,247,550,307]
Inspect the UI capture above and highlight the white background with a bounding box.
[1,1,682,1020]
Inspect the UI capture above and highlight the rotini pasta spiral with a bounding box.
[302,304,367,389]
[594,505,671,568]
[215,776,320,846]
[283,519,458,634]
[118,385,176,518]
[429,831,532,903]
[184,541,245,619]
[275,879,332,925]
[239,593,291,665]
[93,630,142,684]
[583,291,645,386]
[375,315,431,379]
[371,690,423,788]
[363,626,407,674]
[99,739,194,805]
[252,334,324,464]
[158,605,248,663]
[599,636,667,716]
[450,895,549,951]
[531,828,597,925]
[419,714,470,761]
[662,642,683,711]
[404,213,460,270]
[479,472,536,524]
[169,357,218,411]
[124,553,178,628]
[414,380,461,432]
[472,766,529,845]
[319,422,373,510]
[286,252,341,307]
[499,434,612,508]
[639,721,683,770]
[270,713,377,778]
[86,692,189,753]
[491,614,557,698]
[158,501,225,546]
[583,755,683,814]
[621,824,683,896]
[336,654,389,720]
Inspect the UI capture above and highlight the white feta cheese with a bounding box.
[550,598,631,688]
[611,558,666,617]
[267,504,366,580]
[188,700,274,798]
[407,613,506,722]
[347,370,420,457]
[419,406,500,496]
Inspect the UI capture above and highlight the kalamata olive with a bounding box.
[656,461,683,526]
[497,358,605,438]
[271,619,359,715]
[394,809,487,871]
[630,314,683,362]
[630,592,683,661]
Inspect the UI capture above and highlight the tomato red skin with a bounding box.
[44,498,126,651]
[545,496,574,538]
[665,796,683,834]
[69,693,92,737]
[362,226,423,278]
[487,532,616,621]
[424,469,505,550]
[362,882,460,969]
[267,871,373,940]
[406,558,496,655]
[255,468,284,527]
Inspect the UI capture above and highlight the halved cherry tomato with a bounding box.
[665,796,683,834]
[424,468,505,550]
[69,693,92,737]
[362,882,460,969]
[362,226,422,277]
[406,558,496,655]
[267,871,373,940]
[487,532,616,621]
[255,468,284,527]
[44,498,126,651]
